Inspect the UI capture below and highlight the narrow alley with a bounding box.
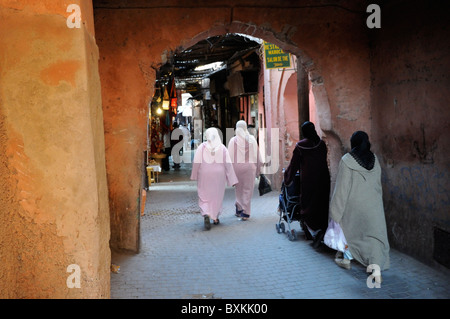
[110,151,450,300]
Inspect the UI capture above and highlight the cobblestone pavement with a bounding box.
[111,155,450,300]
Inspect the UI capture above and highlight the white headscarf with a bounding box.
[233,120,259,164]
[205,127,222,152]
[235,120,250,145]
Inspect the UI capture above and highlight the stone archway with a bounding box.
[94,2,371,253]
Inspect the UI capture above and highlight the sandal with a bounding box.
[213,219,220,225]
[240,212,250,221]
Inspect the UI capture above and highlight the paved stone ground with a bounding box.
[111,153,450,300]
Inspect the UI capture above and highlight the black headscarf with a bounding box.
[301,121,321,145]
[350,131,375,170]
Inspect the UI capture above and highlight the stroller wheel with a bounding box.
[288,229,297,241]
[280,222,285,233]
[292,229,298,240]
[287,229,297,241]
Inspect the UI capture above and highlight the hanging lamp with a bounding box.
[162,85,170,110]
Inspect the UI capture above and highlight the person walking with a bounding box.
[190,127,238,230]
[228,120,262,221]
[327,131,390,283]
[161,125,171,171]
[171,122,182,170]
[283,121,330,247]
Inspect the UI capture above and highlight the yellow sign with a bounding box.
[264,42,291,69]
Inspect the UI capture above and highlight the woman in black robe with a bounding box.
[283,121,330,246]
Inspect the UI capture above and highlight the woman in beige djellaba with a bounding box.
[327,131,390,283]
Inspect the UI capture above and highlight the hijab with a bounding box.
[233,120,258,163]
[235,120,250,144]
[301,121,321,145]
[205,127,222,152]
[350,131,375,170]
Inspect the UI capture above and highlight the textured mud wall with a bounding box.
[0,0,110,298]
[94,1,372,252]
[370,1,450,267]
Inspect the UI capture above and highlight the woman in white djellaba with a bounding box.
[326,131,390,283]
[190,127,238,230]
[227,120,262,221]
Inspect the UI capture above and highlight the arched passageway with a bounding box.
[94,8,357,255]
[1,0,448,298]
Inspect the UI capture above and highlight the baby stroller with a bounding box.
[276,172,307,241]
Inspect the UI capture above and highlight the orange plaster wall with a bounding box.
[40,60,83,87]
[0,0,110,298]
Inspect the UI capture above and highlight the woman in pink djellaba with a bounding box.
[191,127,238,230]
[227,120,262,221]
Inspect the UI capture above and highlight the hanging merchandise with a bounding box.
[153,86,162,103]
[162,85,170,110]
[169,77,178,113]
